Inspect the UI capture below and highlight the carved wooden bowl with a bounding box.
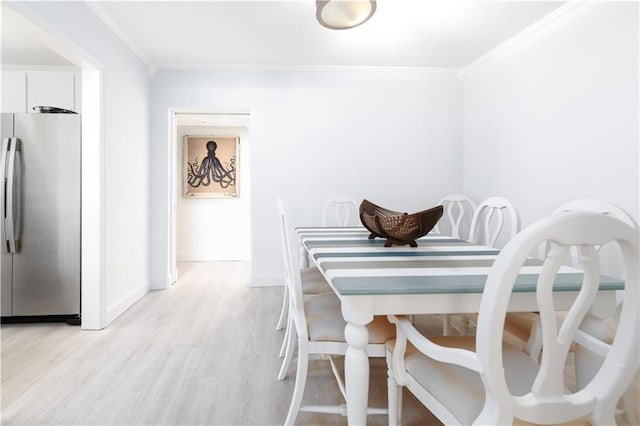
[359,199,444,247]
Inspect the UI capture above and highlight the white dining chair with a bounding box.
[503,199,639,424]
[322,195,359,227]
[292,194,358,269]
[275,267,328,331]
[468,196,521,249]
[275,199,334,380]
[386,211,639,425]
[276,195,344,333]
[505,199,639,357]
[443,196,521,335]
[277,199,393,425]
[433,193,477,240]
[433,194,477,335]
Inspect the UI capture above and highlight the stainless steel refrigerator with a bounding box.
[1,112,81,324]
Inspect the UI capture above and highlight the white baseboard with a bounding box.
[250,273,284,287]
[105,282,149,325]
[149,278,169,290]
[177,252,250,262]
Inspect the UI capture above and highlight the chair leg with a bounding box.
[459,314,472,335]
[278,317,296,380]
[442,314,452,336]
[397,386,403,426]
[386,350,403,426]
[621,390,638,425]
[523,318,543,361]
[387,369,400,426]
[279,313,292,357]
[284,343,309,426]
[276,285,289,331]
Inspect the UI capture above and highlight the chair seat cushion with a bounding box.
[304,292,340,317]
[387,336,540,425]
[301,267,330,294]
[309,314,395,344]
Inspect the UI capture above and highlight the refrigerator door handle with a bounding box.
[1,138,9,253]
[5,137,21,254]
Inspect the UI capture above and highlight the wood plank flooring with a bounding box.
[1,261,637,425]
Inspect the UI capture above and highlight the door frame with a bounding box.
[166,108,251,287]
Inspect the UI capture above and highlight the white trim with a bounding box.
[168,112,177,288]
[168,108,253,291]
[172,108,252,115]
[459,1,585,77]
[177,253,250,262]
[105,281,149,325]
[85,1,155,72]
[150,278,170,290]
[251,273,285,287]
[1,64,80,71]
[80,67,105,330]
[155,63,461,75]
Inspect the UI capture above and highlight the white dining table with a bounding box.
[295,226,623,426]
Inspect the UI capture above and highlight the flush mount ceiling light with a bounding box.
[316,0,377,30]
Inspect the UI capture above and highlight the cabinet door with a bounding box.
[27,71,75,112]
[1,71,27,113]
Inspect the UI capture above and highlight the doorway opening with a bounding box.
[168,110,251,286]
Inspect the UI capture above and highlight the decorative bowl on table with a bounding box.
[359,199,444,247]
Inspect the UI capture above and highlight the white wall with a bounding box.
[176,124,251,261]
[150,69,463,286]
[11,1,151,326]
[462,2,638,234]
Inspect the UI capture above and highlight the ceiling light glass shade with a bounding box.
[316,0,377,30]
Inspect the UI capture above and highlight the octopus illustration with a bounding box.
[187,140,236,189]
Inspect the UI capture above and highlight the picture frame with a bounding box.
[183,135,239,198]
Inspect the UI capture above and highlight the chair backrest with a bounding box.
[553,199,638,229]
[469,196,521,248]
[549,199,638,340]
[475,211,639,425]
[433,193,477,240]
[276,198,309,341]
[322,195,358,227]
[549,199,639,266]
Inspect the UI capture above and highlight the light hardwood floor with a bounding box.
[1,262,638,425]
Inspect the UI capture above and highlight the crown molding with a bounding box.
[85,1,156,74]
[153,63,462,75]
[1,64,80,71]
[459,1,585,77]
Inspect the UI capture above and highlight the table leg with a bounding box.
[344,321,370,426]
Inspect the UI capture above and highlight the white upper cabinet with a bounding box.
[27,71,76,112]
[1,71,27,113]
[2,70,80,114]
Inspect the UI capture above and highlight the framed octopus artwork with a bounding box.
[183,135,239,198]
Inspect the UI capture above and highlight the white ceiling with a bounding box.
[1,4,74,67]
[2,1,566,70]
